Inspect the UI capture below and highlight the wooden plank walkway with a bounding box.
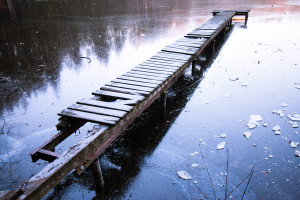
[1,10,249,200]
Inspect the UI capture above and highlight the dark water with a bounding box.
[1,0,300,199]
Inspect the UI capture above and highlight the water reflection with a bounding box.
[0,0,199,116]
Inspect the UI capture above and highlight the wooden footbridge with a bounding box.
[1,10,249,200]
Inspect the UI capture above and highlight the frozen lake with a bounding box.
[0,0,300,199]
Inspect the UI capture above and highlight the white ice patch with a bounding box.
[272,125,281,131]
[241,82,248,87]
[263,123,268,127]
[272,110,284,117]
[250,115,263,122]
[229,77,239,81]
[190,152,199,156]
[287,113,300,121]
[274,130,281,135]
[247,114,262,129]
[244,131,252,139]
[191,163,200,168]
[281,103,289,107]
[177,171,192,180]
[295,150,300,157]
[217,142,226,150]
[294,83,300,89]
[286,121,299,128]
[290,141,299,148]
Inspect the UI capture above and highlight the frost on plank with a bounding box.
[290,141,300,148]
[217,141,226,150]
[244,131,252,139]
[287,113,300,121]
[177,171,192,180]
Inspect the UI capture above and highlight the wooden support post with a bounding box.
[91,158,105,192]
[212,40,216,55]
[244,13,249,26]
[161,91,168,117]
[192,60,196,76]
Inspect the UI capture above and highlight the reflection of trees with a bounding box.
[0,0,193,115]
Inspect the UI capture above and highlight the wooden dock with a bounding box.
[0,10,249,200]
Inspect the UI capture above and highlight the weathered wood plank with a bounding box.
[163,46,200,51]
[156,51,192,59]
[143,59,186,66]
[174,37,208,44]
[111,78,158,88]
[136,65,177,73]
[161,47,198,55]
[35,149,60,162]
[145,58,186,66]
[68,104,127,118]
[164,45,201,51]
[106,82,154,92]
[195,14,235,30]
[150,54,191,62]
[117,75,163,85]
[125,70,169,79]
[140,62,181,70]
[165,42,204,48]
[92,89,145,101]
[100,86,149,96]
[187,29,216,36]
[131,67,174,75]
[212,10,248,15]
[151,51,189,62]
[123,72,166,81]
[184,35,212,39]
[58,109,120,125]
[77,98,133,112]
[169,39,203,45]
